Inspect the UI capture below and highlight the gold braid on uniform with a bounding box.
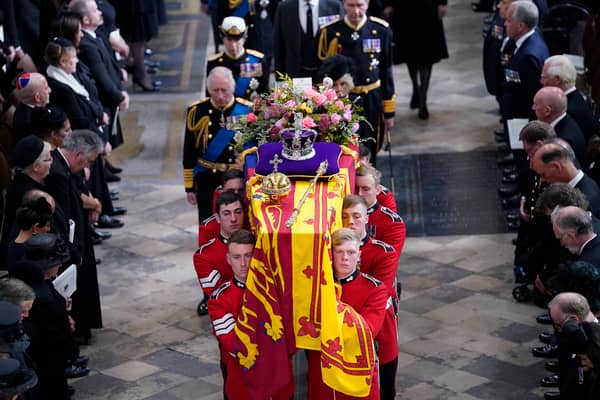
[318,28,338,61]
[229,0,242,9]
[238,146,258,164]
[186,107,211,151]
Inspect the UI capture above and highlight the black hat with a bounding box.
[24,233,70,270]
[318,55,355,82]
[0,302,20,328]
[10,135,45,169]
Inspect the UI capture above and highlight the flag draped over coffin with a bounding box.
[233,152,376,399]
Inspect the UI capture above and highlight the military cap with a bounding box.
[220,16,247,39]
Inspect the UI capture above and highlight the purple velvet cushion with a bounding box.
[255,142,341,176]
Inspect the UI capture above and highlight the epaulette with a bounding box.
[320,18,340,29]
[200,214,217,226]
[246,49,264,58]
[372,239,394,253]
[369,16,389,28]
[188,97,210,108]
[211,281,231,299]
[380,185,391,194]
[208,52,224,62]
[236,97,254,107]
[195,238,216,254]
[381,206,403,222]
[361,272,382,286]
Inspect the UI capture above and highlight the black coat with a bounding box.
[47,77,106,141]
[576,174,600,219]
[44,150,103,333]
[567,90,600,141]
[554,114,586,165]
[388,0,449,65]
[12,262,77,400]
[273,0,344,78]
[579,235,600,265]
[12,103,37,144]
[78,30,124,147]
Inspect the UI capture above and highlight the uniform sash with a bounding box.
[194,102,250,175]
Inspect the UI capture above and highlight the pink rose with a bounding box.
[314,94,328,107]
[284,100,297,109]
[324,89,337,100]
[343,110,352,121]
[335,100,345,109]
[318,114,331,131]
[304,88,320,99]
[330,113,342,124]
[247,112,257,124]
[303,116,317,128]
[352,122,360,132]
[269,126,282,141]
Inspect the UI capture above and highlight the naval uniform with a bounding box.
[366,202,406,262]
[206,49,269,100]
[193,234,232,298]
[307,269,388,400]
[183,97,251,223]
[318,16,395,160]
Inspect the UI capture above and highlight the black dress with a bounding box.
[111,0,159,43]
[388,0,449,65]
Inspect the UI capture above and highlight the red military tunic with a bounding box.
[366,202,406,260]
[307,270,388,400]
[209,279,293,400]
[359,235,399,366]
[198,214,220,246]
[377,185,397,213]
[193,235,231,297]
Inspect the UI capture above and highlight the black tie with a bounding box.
[306,1,313,39]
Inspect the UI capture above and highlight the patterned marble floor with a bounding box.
[71,0,550,399]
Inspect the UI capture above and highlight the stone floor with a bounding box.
[71,0,552,399]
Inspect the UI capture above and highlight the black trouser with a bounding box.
[379,357,398,400]
[194,170,222,224]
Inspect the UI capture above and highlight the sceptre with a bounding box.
[285,160,328,228]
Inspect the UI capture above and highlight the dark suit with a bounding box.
[12,103,37,144]
[483,11,505,97]
[78,30,124,147]
[554,114,586,164]
[273,0,344,78]
[575,174,600,218]
[578,234,600,265]
[567,90,600,141]
[501,31,549,120]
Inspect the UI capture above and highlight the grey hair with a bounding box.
[551,206,593,235]
[0,278,35,306]
[512,0,539,29]
[61,129,103,155]
[207,66,236,92]
[549,292,591,321]
[544,55,577,87]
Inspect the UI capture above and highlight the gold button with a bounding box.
[338,44,342,48]
[365,78,371,83]
[246,89,250,93]
[370,54,374,59]
[212,169,217,173]
[208,122,212,126]
[228,146,233,150]
[228,158,233,162]
[218,58,223,62]
[372,30,377,35]
[335,32,340,37]
[208,109,213,114]
[246,57,250,62]
[208,134,213,139]
[369,66,373,71]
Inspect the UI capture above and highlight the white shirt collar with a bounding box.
[515,29,535,50]
[568,169,584,188]
[579,233,598,256]
[564,86,576,95]
[82,28,97,39]
[549,112,567,128]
